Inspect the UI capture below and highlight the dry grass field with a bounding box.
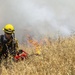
[1,35,75,75]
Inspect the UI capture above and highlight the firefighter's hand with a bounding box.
[13,50,28,62]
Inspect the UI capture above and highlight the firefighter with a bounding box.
[0,24,18,62]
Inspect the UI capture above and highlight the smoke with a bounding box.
[0,0,75,43]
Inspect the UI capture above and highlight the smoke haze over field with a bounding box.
[0,0,75,43]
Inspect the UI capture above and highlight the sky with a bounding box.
[0,0,75,43]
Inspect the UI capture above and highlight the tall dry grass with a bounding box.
[1,36,75,75]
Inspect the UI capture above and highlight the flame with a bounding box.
[27,35,41,55]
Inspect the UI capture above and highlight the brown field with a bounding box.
[1,36,75,75]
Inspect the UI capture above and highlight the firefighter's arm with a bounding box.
[0,36,2,52]
[14,38,19,52]
[0,44,2,52]
[11,38,19,56]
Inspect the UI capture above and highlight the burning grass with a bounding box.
[1,36,75,75]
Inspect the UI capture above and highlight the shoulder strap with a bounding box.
[0,35,4,44]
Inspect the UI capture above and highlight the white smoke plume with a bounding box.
[0,0,75,43]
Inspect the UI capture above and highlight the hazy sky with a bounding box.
[0,0,75,42]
